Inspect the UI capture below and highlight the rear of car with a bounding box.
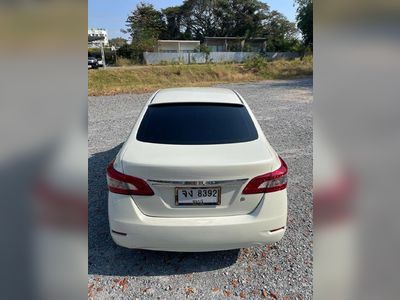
[96,58,104,67]
[88,57,98,69]
[107,88,287,251]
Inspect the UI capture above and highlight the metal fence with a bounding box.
[143,51,300,65]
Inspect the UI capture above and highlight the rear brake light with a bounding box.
[107,161,154,195]
[242,156,288,194]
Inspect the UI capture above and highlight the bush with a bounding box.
[243,55,268,72]
[88,48,116,65]
[115,58,136,67]
[243,55,313,78]
[116,44,145,64]
[302,55,313,64]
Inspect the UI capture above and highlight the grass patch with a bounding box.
[114,57,136,67]
[88,57,312,96]
[243,55,313,79]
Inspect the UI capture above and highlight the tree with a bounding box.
[109,37,128,48]
[179,0,270,41]
[180,0,218,41]
[121,0,302,57]
[263,10,299,51]
[295,0,313,47]
[161,6,187,40]
[123,2,166,52]
[221,0,270,37]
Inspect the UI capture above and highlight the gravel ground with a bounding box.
[88,78,313,299]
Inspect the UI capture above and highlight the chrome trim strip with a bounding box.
[147,178,248,186]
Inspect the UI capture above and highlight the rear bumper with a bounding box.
[108,190,287,252]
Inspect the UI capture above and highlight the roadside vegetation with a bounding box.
[243,55,313,78]
[89,56,312,96]
[88,0,313,96]
[96,0,313,64]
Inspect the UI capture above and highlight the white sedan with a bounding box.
[107,88,288,252]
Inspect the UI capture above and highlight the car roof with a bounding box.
[150,87,242,105]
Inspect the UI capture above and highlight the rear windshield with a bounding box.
[136,103,258,145]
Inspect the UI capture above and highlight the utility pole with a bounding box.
[101,42,106,69]
[111,46,116,66]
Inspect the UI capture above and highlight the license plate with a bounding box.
[176,187,221,206]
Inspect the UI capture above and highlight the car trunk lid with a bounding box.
[120,139,279,217]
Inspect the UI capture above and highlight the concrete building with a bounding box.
[205,37,267,52]
[157,40,200,53]
[88,28,109,48]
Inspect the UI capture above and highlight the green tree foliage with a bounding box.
[178,0,270,40]
[161,6,186,40]
[108,37,128,48]
[263,10,299,51]
[123,2,166,52]
[295,0,313,47]
[116,44,134,59]
[179,0,218,40]
[216,0,270,37]
[123,0,302,53]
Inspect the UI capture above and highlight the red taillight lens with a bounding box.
[106,161,154,195]
[242,156,288,194]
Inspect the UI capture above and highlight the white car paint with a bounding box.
[108,88,288,251]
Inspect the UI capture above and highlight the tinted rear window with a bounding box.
[136,103,258,145]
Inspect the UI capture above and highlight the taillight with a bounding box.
[106,161,154,195]
[242,156,288,194]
